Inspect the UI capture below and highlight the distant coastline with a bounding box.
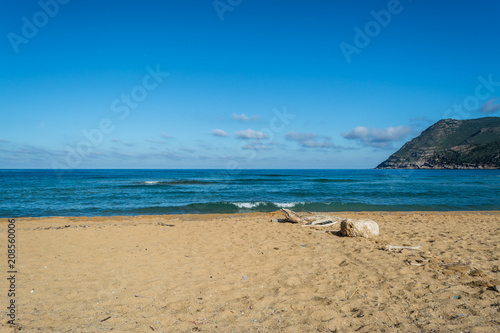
[376,165,499,170]
[377,117,500,170]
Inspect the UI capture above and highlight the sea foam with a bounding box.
[273,202,303,208]
[232,202,264,209]
[144,181,160,185]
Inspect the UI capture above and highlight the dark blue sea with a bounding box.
[1,169,499,217]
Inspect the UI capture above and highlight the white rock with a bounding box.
[340,219,379,238]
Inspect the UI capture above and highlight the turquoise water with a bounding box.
[0,169,499,217]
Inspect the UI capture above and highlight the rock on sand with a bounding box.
[340,219,379,238]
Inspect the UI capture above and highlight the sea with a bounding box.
[1,169,499,217]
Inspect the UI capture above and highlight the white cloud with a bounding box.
[342,125,413,148]
[285,131,339,149]
[211,129,229,137]
[234,129,269,140]
[478,97,500,114]
[232,113,259,122]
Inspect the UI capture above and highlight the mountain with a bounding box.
[376,117,500,169]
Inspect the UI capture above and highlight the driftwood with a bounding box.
[383,245,421,252]
[281,208,307,223]
[280,208,340,227]
[303,217,341,227]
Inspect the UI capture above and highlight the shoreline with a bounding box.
[1,211,499,332]
[3,209,500,221]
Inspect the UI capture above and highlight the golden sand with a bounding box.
[1,211,500,332]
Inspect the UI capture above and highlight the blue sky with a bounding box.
[1,0,499,169]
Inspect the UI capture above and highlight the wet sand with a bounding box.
[1,211,500,332]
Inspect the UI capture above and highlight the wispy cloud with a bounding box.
[478,97,500,114]
[0,139,10,143]
[241,143,271,150]
[409,116,434,124]
[234,129,269,140]
[241,139,273,150]
[146,139,166,144]
[161,133,174,139]
[342,125,413,148]
[159,152,181,160]
[232,113,259,122]
[285,131,340,149]
[112,152,135,158]
[0,144,67,161]
[211,129,229,137]
[111,139,133,146]
[197,142,216,151]
[107,151,183,161]
[146,133,174,144]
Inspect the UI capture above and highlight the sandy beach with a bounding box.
[1,211,500,332]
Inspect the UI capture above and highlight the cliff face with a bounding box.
[376,117,500,169]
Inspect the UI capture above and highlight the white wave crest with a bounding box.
[231,202,304,209]
[144,181,160,185]
[274,202,303,208]
[232,202,264,209]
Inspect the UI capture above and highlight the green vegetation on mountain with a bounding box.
[376,117,500,169]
